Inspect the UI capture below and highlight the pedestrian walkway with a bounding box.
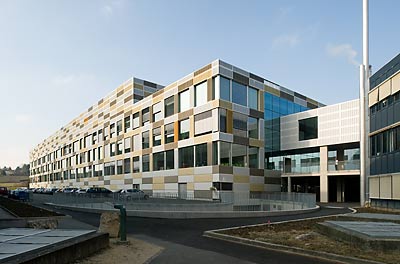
[352,213,400,221]
[0,207,16,219]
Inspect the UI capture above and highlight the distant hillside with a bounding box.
[0,164,30,176]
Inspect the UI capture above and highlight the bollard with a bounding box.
[113,204,127,241]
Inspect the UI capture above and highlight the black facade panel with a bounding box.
[370,114,376,132]
[376,111,382,130]
[381,108,388,130]
[388,105,394,126]
[395,152,400,173]
[376,156,382,175]
[370,157,376,175]
[381,155,388,174]
[394,103,400,123]
[387,153,394,173]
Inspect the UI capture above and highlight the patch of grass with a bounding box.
[0,196,62,217]
[221,215,400,264]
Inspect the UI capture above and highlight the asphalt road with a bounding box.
[37,200,351,264]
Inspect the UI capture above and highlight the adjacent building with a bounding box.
[266,100,360,202]
[29,60,322,199]
[368,53,400,209]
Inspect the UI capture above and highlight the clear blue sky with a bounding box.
[0,0,398,168]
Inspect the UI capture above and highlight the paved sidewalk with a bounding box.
[0,207,16,219]
[352,213,400,221]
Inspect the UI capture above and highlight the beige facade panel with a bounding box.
[368,88,379,107]
[369,177,380,198]
[378,79,391,100]
[194,174,212,182]
[392,72,400,94]
[379,176,392,199]
[250,183,264,192]
[392,175,400,199]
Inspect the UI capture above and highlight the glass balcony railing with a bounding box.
[328,160,360,171]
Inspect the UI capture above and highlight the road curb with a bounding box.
[203,230,383,264]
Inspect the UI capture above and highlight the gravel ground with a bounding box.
[74,235,163,264]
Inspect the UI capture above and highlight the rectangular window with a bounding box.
[142,131,149,149]
[249,147,258,168]
[153,152,164,171]
[165,123,174,144]
[110,123,115,138]
[124,158,131,174]
[233,112,247,137]
[133,112,140,128]
[220,141,231,166]
[220,76,231,101]
[133,134,140,151]
[92,132,97,145]
[248,87,258,110]
[117,140,123,155]
[142,107,150,126]
[232,81,247,106]
[212,142,218,165]
[179,146,194,168]
[194,110,212,136]
[117,160,123,174]
[94,164,103,177]
[195,143,207,167]
[179,119,190,140]
[117,120,122,136]
[142,154,150,172]
[124,116,131,133]
[166,150,174,170]
[232,144,246,167]
[299,117,318,141]
[248,117,258,139]
[164,96,174,117]
[110,143,116,156]
[153,102,162,122]
[179,89,190,112]
[98,130,103,143]
[152,127,161,146]
[104,162,115,176]
[195,81,207,106]
[219,109,227,132]
[98,146,103,159]
[133,156,140,173]
[124,137,131,153]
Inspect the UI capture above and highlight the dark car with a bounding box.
[0,187,8,196]
[86,187,112,194]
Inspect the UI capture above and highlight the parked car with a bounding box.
[63,187,78,193]
[0,187,8,195]
[115,189,149,200]
[86,187,112,194]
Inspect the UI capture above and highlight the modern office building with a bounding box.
[266,100,360,202]
[368,53,400,209]
[29,60,323,198]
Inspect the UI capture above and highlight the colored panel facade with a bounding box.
[29,60,321,197]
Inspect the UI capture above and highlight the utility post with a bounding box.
[360,0,369,207]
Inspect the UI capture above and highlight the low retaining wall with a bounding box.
[48,203,320,219]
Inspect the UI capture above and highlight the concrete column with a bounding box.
[288,176,292,193]
[320,146,328,203]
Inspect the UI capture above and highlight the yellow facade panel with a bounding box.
[153,183,165,190]
[250,184,264,192]
[194,174,212,182]
[153,177,164,184]
[234,175,249,183]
